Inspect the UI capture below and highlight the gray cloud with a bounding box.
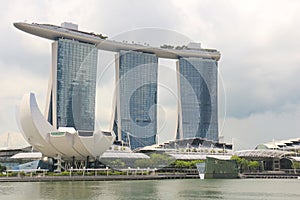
[0,0,299,149]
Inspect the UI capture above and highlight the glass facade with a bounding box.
[48,38,98,131]
[114,50,158,149]
[177,57,218,141]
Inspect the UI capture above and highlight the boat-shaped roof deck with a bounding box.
[14,22,220,61]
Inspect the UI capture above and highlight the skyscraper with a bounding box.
[14,22,221,152]
[114,50,158,149]
[45,38,98,131]
[176,57,218,141]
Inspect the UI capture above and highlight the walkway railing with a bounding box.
[5,169,48,177]
[67,167,157,176]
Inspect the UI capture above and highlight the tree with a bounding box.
[292,162,300,169]
[174,160,188,168]
[134,159,153,168]
[0,164,6,172]
[108,159,125,169]
[160,44,174,49]
[231,156,261,172]
[231,155,248,172]
[134,153,173,168]
[172,160,204,169]
[248,161,260,170]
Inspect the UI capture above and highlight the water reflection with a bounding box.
[0,179,300,200]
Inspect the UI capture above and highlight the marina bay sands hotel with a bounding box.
[14,22,220,151]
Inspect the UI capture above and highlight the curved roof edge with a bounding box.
[235,149,295,158]
[14,22,221,61]
[18,92,115,160]
[255,138,300,150]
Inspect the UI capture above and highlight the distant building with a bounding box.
[234,150,297,172]
[256,138,300,151]
[176,57,219,141]
[14,22,221,159]
[14,22,115,165]
[0,132,32,169]
[114,50,158,149]
[203,156,239,179]
[45,38,98,131]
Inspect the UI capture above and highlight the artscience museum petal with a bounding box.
[18,93,115,160]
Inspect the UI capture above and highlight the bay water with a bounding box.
[0,179,299,200]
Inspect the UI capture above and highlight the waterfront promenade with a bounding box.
[241,173,300,179]
[0,174,199,182]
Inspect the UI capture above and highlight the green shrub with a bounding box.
[292,162,300,169]
[0,164,6,172]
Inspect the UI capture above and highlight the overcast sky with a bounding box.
[0,0,300,149]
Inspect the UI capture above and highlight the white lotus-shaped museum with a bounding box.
[18,92,115,160]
